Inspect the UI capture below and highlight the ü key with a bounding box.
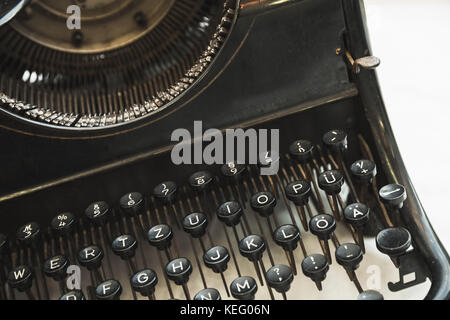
[318,170,344,221]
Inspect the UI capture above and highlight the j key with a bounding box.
[131,269,158,300]
[60,290,86,300]
[166,258,193,300]
[95,279,122,300]
[85,201,110,226]
[266,265,293,300]
[250,191,277,218]
[301,254,329,290]
[379,184,407,209]
[357,290,384,300]
[309,214,336,263]
[189,171,214,192]
[194,288,221,300]
[8,265,34,299]
[154,181,178,204]
[51,212,76,235]
[273,224,301,274]
[204,245,231,296]
[16,222,40,246]
[350,160,377,184]
[147,224,173,260]
[120,192,145,216]
[112,234,138,272]
[322,129,348,152]
[230,276,257,300]
[318,170,344,195]
[376,227,412,267]
[289,139,314,162]
[335,243,364,293]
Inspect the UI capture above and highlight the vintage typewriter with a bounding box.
[0,0,449,300]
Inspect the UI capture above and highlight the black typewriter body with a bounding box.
[0,0,449,300]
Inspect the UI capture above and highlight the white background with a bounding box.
[363,0,450,251]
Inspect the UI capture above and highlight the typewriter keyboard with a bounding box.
[0,130,431,300]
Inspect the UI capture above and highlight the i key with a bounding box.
[217,200,243,244]
[131,269,158,300]
[112,234,138,273]
[166,258,193,300]
[95,279,122,300]
[273,224,303,275]
[8,265,34,300]
[335,243,364,293]
[154,181,180,228]
[194,288,221,300]
[230,276,257,300]
[318,170,344,220]
[203,245,231,297]
[344,203,370,252]
[182,212,208,253]
[309,214,336,264]
[284,179,311,230]
[301,254,329,290]
[147,224,173,261]
[266,265,294,300]
[43,254,70,295]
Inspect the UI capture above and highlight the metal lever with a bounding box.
[345,51,381,74]
[0,0,30,27]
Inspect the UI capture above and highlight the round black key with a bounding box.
[250,191,276,217]
[336,243,363,270]
[266,265,294,293]
[301,254,329,282]
[273,224,300,251]
[112,234,138,260]
[85,201,110,225]
[203,246,230,273]
[16,222,40,246]
[230,276,257,300]
[147,224,173,250]
[51,212,76,235]
[189,171,213,191]
[43,255,69,281]
[351,159,377,184]
[258,151,279,170]
[309,214,336,240]
[95,279,122,300]
[183,213,208,238]
[289,139,314,162]
[60,290,86,300]
[376,227,411,257]
[216,201,242,226]
[154,181,178,204]
[239,235,265,262]
[131,269,158,297]
[0,233,9,256]
[318,170,344,194]
[344,203,370,229]
[379,184,407,209]
[77,245,104,270]
[120,192,144,216]
[166,258,192,285]
[322,129,348,152]
[221,161,245,178]
[194,288,221,300]
[8,265,33,292]
[285,180,311,206]
[357,290,384,300]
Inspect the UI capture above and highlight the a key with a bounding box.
[95,279,122,300]
[194,288,221,300]
[131,269,158,300]
[266,265,294,300]
[301,254,329,290]
[203,245,231,297]
[166,258,193,300]
[230,276,257,300]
